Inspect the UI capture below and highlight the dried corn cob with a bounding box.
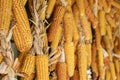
[76,0,85,15]
[86,44,91,67]
[95,26,101,49]
[109,62,116,80]
[106,14,116,28]
[105,69,111,80]
[36,55,49,80]
[46,0,56,18]
[64,42,75,77]
[12,0,33,53]
[91,42,98,79]
[21,54,35,76]
[99,10,106,36]
[20,73,35,80]
[48,5,65,42]
[106,25,112,40]
[73,70,79,80]
[72,4,80,26]
[111,0,120,9]
[79,15,92,42]
[113,58,119,74]
[56,62,67,80]
[85,0,98,28]
[0,53,3,64]
[0,0,12,39]
[63,11,74,42]
[51,25,62,51]
[77,43,87,80]
[97,47,105,80]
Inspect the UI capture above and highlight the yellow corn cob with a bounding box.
[105,69,111,80]
[97,47,105,80]
[111,0,120,9]
[0,53,3,64]
[0,0,12,39]
[91,43,98,78]
[85,0,98,28]
[72,4,80,26]
[46,0,56,19]
[113,58,119,74]
[64,42,75,77]
[48,5,65,42]
[86,44,91,67]
[77,43,87,80]
[106,14,116,28]
[20,73,35,80]
[21,54,35,76]
[103,35,111,50]
[21,0,27,5]
[95,26,101,49]
[73,70,79,80]
[56,62,67,80]
[76,0,85,16]
[36,55,49,80]
[80,15,92,42]
[51,25,62,51]
[63,11,74,42]
[109,62,116,80]
[106,25,112,40]
[12,0,33,53]
[99,10,106,36]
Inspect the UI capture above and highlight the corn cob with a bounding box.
[73,70,79,80]
[48,5,65,42]
[85,0,98,28]
[106,14,116,28]
[12,0,33,53]
[105,69,111,80]
[36,55,49,80]
[77,44,87,80]
[63,11,74,42]
[20,73,35,80]
[97,47,105,80]
[113,58,119,74]
[0,53,3,64]
[95,25,101,49]
[76,0,85,16]
[106,25,112,40]
[80,15,92,42]
[86,44,91,67]
[64,42,75,77]
[51,25,62,51]
[0,0,12,39]
[56,62,67,80]
[21,54,35,76]
[46,0,56,19]
[91,42,98,79]
[111,0,120,9]
[99,10,106,36]
[72,4,80,26]
[109,62,116,80]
